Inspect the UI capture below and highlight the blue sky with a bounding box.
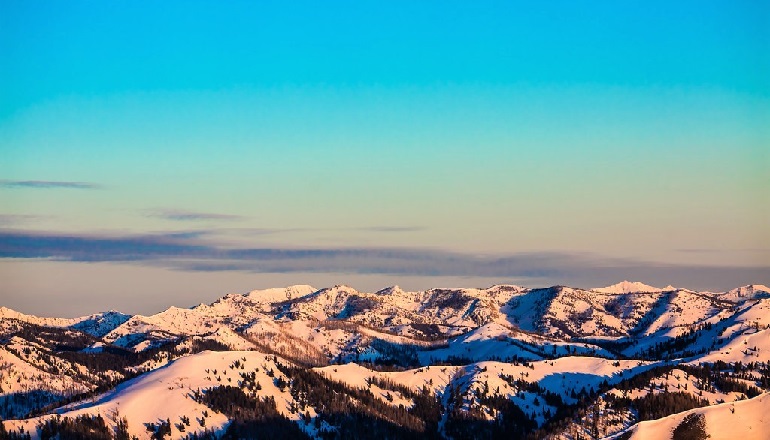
[1,1,768,315]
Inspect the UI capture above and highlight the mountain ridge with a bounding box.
[2,281,769,439]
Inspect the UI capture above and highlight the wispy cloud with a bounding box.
[0,214,50,226]
[1,229,767,291]
[0,180,102,190]
[0,229,574,276]
[0,229,211,262]
[358,226,426,232]
[676,248,770,254]
[144,208,243,222]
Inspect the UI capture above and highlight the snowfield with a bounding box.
[623,392,770,440]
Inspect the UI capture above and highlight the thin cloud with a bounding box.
[0,229,212,262]
[0,214,50,225]
[676,248,770,254]
[216,227,316,235]
[359,226,426,232]
[1,229,767,291]
[144,208,243,222]
[0,180,102,190]
[0,229,585,277]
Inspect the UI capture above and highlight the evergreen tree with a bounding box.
[115,416,130,440]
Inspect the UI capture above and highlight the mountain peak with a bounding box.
[723,284,770,299]
[592,280,663,294]
[245,285,316,303]
[486,284,527,293]
[375,285,404,295]
[324,284,359,294]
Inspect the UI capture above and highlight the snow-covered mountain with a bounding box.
[2,282,769,439]
[591,280,669,294]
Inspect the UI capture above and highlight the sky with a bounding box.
[1,1,768,316]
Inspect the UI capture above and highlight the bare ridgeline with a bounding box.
[1,281,769,439]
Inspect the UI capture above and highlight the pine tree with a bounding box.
[116,416,131,440]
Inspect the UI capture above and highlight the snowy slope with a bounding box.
[0,347,92,419]
[623,392,770,440]
[3,351,298,439]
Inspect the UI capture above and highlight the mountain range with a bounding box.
[1,281,769,439]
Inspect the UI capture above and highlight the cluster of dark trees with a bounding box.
[1,415,111,440]
[365,339,420,368]
[0,413,138,440]
[0,423,31,440]
[0,391,71,420]
[274,359,443,439]
[445,392,536,439]
[613,364,763,399]
[715,360,770,391]
[672,413,709,440]
[337,295,380,319]
[638,324,714,359]
[195,384,308,439]
[430,290,473,311]
[610,392,708,421]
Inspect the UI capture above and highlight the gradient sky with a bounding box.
[1,1,768,316]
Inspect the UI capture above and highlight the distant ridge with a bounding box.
[591,280,665,293]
